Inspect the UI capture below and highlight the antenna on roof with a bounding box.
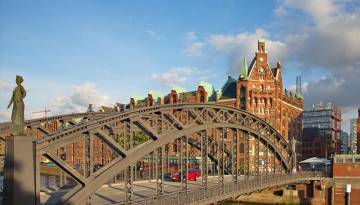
[296,76,302,94]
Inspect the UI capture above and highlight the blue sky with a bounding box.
[1,0,359,132]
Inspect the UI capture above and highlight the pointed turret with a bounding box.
[239,56,248,80]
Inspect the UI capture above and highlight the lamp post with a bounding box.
[346,184,351,205]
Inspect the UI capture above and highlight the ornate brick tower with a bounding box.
[235,40,303,141]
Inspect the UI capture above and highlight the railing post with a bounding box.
[232,129,238,183]
[201,130,208,189]
[4,135,38,205]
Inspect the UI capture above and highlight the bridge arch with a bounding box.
[29,103,295,204]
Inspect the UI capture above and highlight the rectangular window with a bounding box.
[239,143,244,153]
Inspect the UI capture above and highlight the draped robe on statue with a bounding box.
[10,85,26,135]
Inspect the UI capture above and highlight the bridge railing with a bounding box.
[115,172,326,205]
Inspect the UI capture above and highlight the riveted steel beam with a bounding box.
[32,104,295,205]
[94,130,128,157]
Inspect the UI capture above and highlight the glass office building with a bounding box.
[303,102,341,158]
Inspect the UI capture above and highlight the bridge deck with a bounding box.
[40,172,325,205]
[118,172,325,205]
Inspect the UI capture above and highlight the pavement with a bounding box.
[40,175,247,205]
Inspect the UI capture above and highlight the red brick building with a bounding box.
[301,128,327,160]
[303,103,342,158]
[0,40,304,174]
[129,40,303,174]
[136,40,304,142]
[356,109,360,154]
[333,155,360,205]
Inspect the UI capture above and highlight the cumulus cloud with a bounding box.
[183,42,206,57]
[151,67,202,87]
[276,0,360,131]
[49,82,113,115]
[208,28,288,75]
[288,81,309,94]
[278,0,360,73]
[185,31,197,42]
[146,30,160,40]
[0,80,12,91]
[178,0,359,132]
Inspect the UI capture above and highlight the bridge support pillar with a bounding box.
[4,135,39,205]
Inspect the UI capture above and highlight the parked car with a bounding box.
[163,173,172,181]
[170,169,200,182]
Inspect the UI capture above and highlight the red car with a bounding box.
[170,169,200,182]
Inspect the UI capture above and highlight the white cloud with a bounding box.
[182,28,288,74]
[146,30,160,40]
[185,32,197,41]
[288,81,309,94]
[281,0,339,26]
[342,107,358,133]
[0,80,12,91]
[49,82,113,115]
[278,0,360,72]
[151,67,201,87]
[274,0,360,124]
[207,28,288,75]
[274,5,287,17]
[183,42,206,57]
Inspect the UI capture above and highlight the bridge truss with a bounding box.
[1,103,296,205]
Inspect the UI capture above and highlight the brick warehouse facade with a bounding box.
[0,40,303,175]
[128,40,303,174]
[333,155,360,205]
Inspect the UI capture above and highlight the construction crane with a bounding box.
[32,106,51,118]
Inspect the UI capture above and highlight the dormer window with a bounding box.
[259,68,265,81]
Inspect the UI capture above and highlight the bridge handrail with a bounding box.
[114,172,326,205]
[0,111,115,132]
[36,103,290,152]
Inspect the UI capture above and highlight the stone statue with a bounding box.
[7,75,26,135]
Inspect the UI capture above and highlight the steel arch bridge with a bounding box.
[1,103,298,205]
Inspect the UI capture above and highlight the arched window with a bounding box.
[260,85,264,92]
[200,95,205,103]
[240,86,246,109]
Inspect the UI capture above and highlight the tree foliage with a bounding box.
[117,131,150,148]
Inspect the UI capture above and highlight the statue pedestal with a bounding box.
[4,135,38,205]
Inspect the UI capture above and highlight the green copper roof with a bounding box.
[172,86,187,94]
[149,90,163,102]
[239,56,248,79]
[294,91,304,99]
